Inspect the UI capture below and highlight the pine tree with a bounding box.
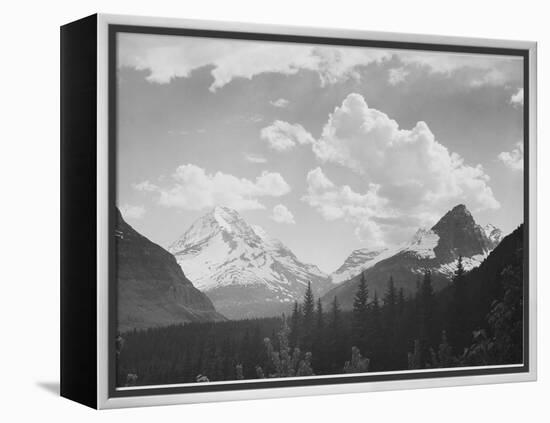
[383,276,398,368]
[384,276,397,329]
[372,291,381,321]
[301,281,315,351]
[397,287,405,315]
[316,298,324,332]
[352,273,369,352]
[289,301,302,349]
[328,296,346,371]
[449,255,468,353]
[368,291,383,369]
[330,296,341,330]
[312,298,326,372]
[384,276,397,307]
[417,269,435,367]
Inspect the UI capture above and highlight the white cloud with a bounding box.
[261,120,315,152]
[244,153,267,164]
[271,204,296,224]
[388,67,409,85]
[136,164,290,211]
[133,180,159,192]
[120,204,146,220]
[302,93,500,247]
[498,142,524,171]
[270,98,290,108]
[118,34,390,91]
[303,168,387,245]
[119,34,521,91]
[396,51,521,87]
[510,88,524,107]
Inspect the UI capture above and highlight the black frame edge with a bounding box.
[60,13,98,409]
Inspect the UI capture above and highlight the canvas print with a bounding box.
[113,31,526,389]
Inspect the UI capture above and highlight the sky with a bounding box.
[116,32,525,274]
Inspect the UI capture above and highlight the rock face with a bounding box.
[431,204,500,263]
[169,206,331,319]
[115,208,224,332]
[322,204,502,310]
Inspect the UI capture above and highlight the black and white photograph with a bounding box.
[4,0,548,418]
[112,29,528,390]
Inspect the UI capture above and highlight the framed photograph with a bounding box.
[60,14,537,409]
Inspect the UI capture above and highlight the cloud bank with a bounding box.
[135,164,290,211]
[119,34,389,91]
[119,34,521,91]
[302,93,500,246]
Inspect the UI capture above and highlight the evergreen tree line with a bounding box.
[117,226,524,387]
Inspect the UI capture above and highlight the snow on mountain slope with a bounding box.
[403,228,440,259]
[330,248,388,284]
[169,206,330,318]
[437,253,489,277]
[330,229,440,285]
[483,224,503,247]
[322,204,504,308]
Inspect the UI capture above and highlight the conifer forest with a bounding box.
[116,226,524,387]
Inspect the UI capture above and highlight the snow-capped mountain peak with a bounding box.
[169,207,330,319]
[322,204,506,310]
[328,204,503,288]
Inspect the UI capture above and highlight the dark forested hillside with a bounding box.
[117,225,524,387]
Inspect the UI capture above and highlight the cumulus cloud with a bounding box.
[270,204,296,224]
[302,93,500,246]
[388,67,409,85]
[498,142,524,171]
[510,88,524,107]
[261,120,315,152]
[120,204,146,220]
[244,153,267,164]
[135,164,290,211]
[303,168,388,245]
[270,98,290,108]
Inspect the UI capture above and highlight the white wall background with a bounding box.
[1,0,546,421]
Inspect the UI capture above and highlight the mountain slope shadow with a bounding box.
[116,208,224,331]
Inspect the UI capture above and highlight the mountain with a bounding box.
[322,204,502,309]
[169,206,331,319]
[330,248,388,284]
[115,208,224,332]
